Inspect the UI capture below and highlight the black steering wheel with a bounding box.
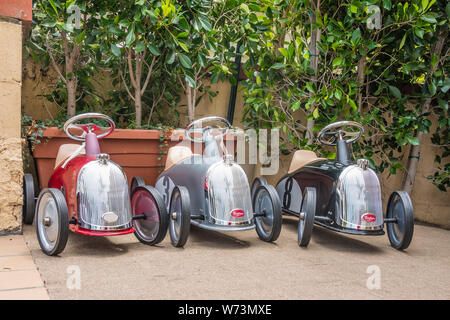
[317,121,364,146]
[185,116,231,143]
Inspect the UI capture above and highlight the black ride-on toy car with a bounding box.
[265,120,414,250]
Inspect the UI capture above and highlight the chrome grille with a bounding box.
[76,160,132,231]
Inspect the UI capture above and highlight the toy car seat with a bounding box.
[165,146,197,171]
[54,144,86,168]
[288,150,326,173]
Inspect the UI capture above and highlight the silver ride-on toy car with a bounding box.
[131,116,282,247]
[272,121,414,250]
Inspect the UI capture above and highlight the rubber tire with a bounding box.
[130,176,146,196]
[131,185,169,246]
[386,191,414,250]
[253,184,282,242]
[35,188,69,256]
[298,187,316,247]
[251,177,268,201]
[169,186,191,248]
[22,173,35,225]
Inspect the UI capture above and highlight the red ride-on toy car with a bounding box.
[23,113,168,256]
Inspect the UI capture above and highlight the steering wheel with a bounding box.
[317,121,364,146]
[186,116,231,143]
[63,113,115,142]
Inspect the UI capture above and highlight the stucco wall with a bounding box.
[0,18,24,234]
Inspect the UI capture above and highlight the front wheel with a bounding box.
[131,185,168,246]
[386,191,414,250]
[298,187,316,247]
[169,186,191,247]
[35,188,69,256]
[253,184,282,242]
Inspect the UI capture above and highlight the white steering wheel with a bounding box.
[63,113,115,142]
[317,121,364,146]
[186,116,231,143]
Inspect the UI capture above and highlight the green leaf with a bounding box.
[428,82,436,96]
[383,0,392,10]
[446,3,450,18]
[61,23,74,33]
[48,0,59,16]
[414,28,425,39]
[185,74,195,88]
[291,101,301,111]
[75,30,86,45]
[351,28,361,44]
[111,44,121,57]
[278,48,288,58]
[420,14,437,23]
[407,137,420,145]
[399,33,407,50]
[312,107,319,119]
[350,5,358,13]
[271,63,286,69]
[240,3,250,14]
[332,57,343,67]
[178,53,192,69]
[134,42,145,53]
[388,85,402,99]
[125,29,136,47]
[148,43,160,55]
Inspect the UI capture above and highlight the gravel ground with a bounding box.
[23,219,450,300]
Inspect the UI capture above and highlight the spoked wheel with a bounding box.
[298,187,316,247]
[130,176,146,196]
[35,188,69,256]
[251,177,267,200]
[22,173,35,225]
[253,184,282,242]
[169,186,191,247]
[131,185,168,246]
[386,191,414,250]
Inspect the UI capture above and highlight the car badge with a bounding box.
[231,209,244,218]
[362,213,376,223]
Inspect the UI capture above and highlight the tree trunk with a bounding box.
[402,30,446,194]
[186,85,194,123]
[135,91,142,128]
[66,80,76,117]
[306,0,321,143]
[357,56,366,113]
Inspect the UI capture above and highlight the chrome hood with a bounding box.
[76,157,132,231]
[335,164,383,230]
[205,160,253,226]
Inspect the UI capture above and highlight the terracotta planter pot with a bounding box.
[31,127,240,190]
[32,127,179,190]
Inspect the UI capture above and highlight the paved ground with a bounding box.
[22,219,450,300]
[0,235,49,299]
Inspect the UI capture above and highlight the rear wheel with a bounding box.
[169,186,191,247]
[253,184,282,242]
[298,187,316,247]
[130,176,145,196]
[131,186,168,246]
[35,188,69,256]
[386,191,414,250]
[23,173,35,225]
[251,177,267,200]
